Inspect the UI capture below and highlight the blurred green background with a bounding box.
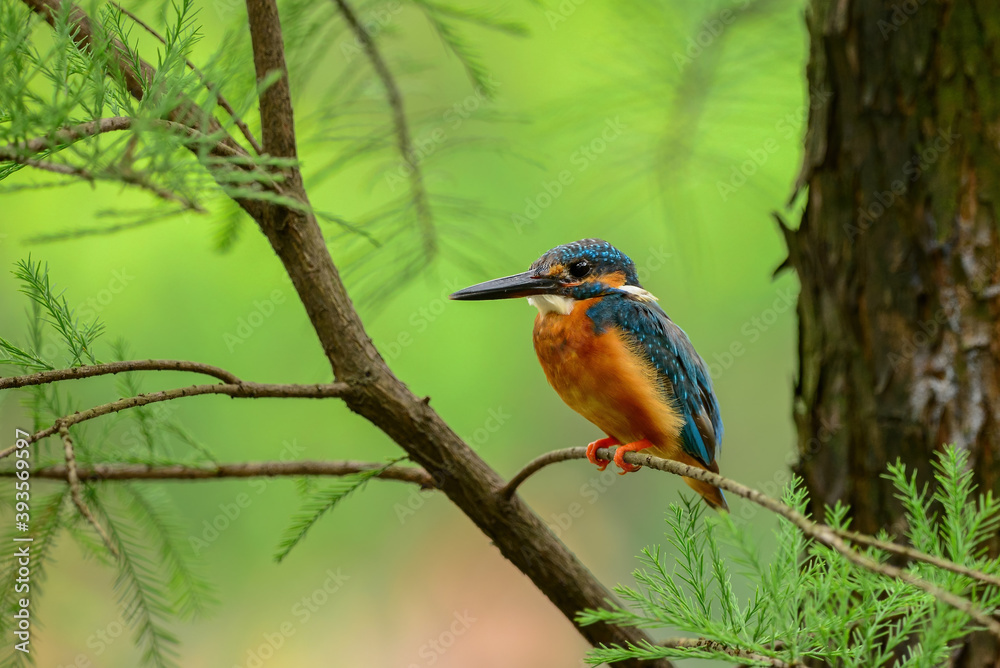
[1,0,807,665]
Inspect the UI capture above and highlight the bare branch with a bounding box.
[0,382,351,459]
[506,446,1000,639]
[110,3,263,155]
[21,459,435,486]
[59,423,120,558]
[832,526,1000,590]
[0,116,245,162]
[0,360,242,389]
[114,168,206,212]
[498,447,582,500]
[332,0,436,258]
[6,157,90,178]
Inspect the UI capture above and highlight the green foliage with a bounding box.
[89,489,180,668]
[0,0,309,235]
[0,0,529,304]
[408,0,527,98]
[578,446,1000,667]
[273,457,405,562]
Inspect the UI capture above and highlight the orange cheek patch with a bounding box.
[582,270,626,288]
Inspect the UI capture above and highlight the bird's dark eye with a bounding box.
[568,260,590,278]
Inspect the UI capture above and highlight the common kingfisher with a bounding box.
[450,239,727,510]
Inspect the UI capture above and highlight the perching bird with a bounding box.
[450,238,727,510]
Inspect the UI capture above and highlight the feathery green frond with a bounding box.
[274,457,405,563]
[0,336,53,371]
[12,257,104,366]
[90,490,181,668]
[579,446,1000,666]
[116,484,217,619]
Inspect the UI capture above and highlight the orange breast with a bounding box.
[532,298,685,453]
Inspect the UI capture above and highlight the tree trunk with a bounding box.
[788,1,1000,664]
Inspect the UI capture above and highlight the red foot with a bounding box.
[586,437,619,472]
[614,439,655,474]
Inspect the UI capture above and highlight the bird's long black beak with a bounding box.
[450,271,562,301]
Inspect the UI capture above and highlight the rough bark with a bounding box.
[789,1,1000,664]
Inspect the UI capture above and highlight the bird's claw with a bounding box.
[586,437,619,472]
[613,439,655,475]
[614,449,641,474]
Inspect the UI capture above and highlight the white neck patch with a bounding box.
[618,285,659,302]
[527,294,575,316]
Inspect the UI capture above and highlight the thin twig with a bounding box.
[59,423,120,558]
[0,381,351,459]
[0,117,243,161]
[498,448,583,499]
[17,459,435,486]
[660,638,800,668]
[4,153,205,212]
[6,157,91,178]
[0,117,133,159]
[116,168,206,212]
[110,3,263,155]
[833,527,1000,589]
[331,0,436,258]
[0,359,242,389]
[504,446,1000,639]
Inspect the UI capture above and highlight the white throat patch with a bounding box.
[527,294,576,316]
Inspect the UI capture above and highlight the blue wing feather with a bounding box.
[587,294,723,467]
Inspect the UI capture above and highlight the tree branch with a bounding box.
[831,526,1000,590]
[0,381,351,459]
[5,158,89,180]
[0,359,242,389]
[245,0,298,163]
[0,117,224,212]
[16,459,435,486]
[0,117,247,164]
[331,0,435,258]
[659,638,799,668]
[506,446,1000,638]
[0,116,133,160]
[9,156,205,213]
[498,447,582,499]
